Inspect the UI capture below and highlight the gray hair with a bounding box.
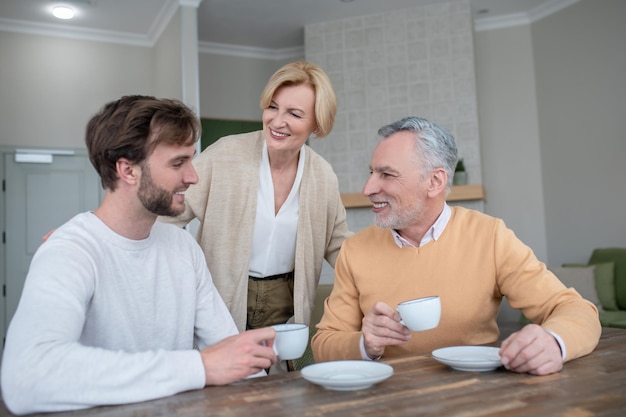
[377,116,458,190]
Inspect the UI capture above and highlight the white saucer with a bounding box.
[431,346,502,372]
[301,360,394,391]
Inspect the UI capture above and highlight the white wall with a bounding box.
[473,0,626,268]
[0,6,194,149]
[153,8,183,101]
[474,25,547,262]
[303,0,486,237]
[0,32,154,149]
[532,0,626,266]
[305,0,483,200]
[198,53,296,121]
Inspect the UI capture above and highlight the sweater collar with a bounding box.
[391,203,451,248]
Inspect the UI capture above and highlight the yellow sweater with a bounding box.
[312,207,601,362]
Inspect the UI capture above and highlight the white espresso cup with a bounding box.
[271,323,309,360]
[397,296,441,331]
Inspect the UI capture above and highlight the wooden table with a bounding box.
[2,327,625,417]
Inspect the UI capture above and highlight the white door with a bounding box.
[2,150,102,346]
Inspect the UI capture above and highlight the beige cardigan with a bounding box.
[163,131,352,331]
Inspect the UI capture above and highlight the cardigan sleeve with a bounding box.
[324,190,352,268]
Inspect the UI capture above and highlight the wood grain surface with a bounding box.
[2,327,624,417]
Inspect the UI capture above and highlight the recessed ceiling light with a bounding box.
[52,5,75,20]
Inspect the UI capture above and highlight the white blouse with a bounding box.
[248,142,305,278]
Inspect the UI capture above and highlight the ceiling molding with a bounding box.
[0,0,581,56]
[473,12,530,32]
[0,0,179,48]
[527,0,580,22]
[474,0,580,32]
[147,0,180,45]
[179,0,203,7]
[198,41,303,61]
[0,17,153,46]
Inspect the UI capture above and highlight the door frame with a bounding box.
[0,148,6,350]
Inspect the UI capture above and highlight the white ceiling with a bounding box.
[0,0,577,53]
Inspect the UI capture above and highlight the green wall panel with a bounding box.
[200,118,262,150]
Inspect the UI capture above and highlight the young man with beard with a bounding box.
[1,96,277,415]
[311,116,601,376]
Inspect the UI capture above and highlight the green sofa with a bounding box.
[586,248,626,328]
[559,248,626,328]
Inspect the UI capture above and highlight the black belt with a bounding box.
[248,271,294,281]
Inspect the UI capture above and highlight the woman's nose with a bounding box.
[272,112,288,127]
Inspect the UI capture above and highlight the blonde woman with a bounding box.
[164,61,351,338]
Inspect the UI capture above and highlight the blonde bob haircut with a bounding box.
[259,61,337,138]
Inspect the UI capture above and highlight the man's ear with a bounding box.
[427,168,448,197]
[116,158,140,186]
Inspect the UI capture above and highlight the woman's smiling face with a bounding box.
[262,83,317,153]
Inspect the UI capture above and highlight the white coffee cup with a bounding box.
[397,296,441,331]
[271,323,309,360]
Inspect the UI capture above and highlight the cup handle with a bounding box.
[396,309,406,326]
[262,339,279,357]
